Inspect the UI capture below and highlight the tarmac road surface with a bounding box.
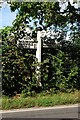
[0,104,80,119]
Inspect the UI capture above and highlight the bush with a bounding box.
[1,27,79,96]
[2,27,38,96]
[41,50,79,93]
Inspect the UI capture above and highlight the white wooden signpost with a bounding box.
[36,31,42,63]
[17,0,80,85]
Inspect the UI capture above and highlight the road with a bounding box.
[0,104,80,119]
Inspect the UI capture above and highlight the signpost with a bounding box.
[17,0,80,86]
[36,31,42,63]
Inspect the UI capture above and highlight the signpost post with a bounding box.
[35,30,42,87]
[36,30,42,63]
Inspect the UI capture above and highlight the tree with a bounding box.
[1,1,80,96]
[8,1,80,46]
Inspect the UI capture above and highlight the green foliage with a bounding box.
[8,1,80,46]
[2,26,79,96]
[41,50,79,93]
[1,27,38,96]
[1,1,80,96]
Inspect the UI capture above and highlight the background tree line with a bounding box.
[1,1,80,96]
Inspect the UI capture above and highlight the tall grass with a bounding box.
[1,91,80,110]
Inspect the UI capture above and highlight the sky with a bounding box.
[0,2,17,28]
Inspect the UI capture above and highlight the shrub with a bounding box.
[1,27,79,96]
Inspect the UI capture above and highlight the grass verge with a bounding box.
[1,90,80,110]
